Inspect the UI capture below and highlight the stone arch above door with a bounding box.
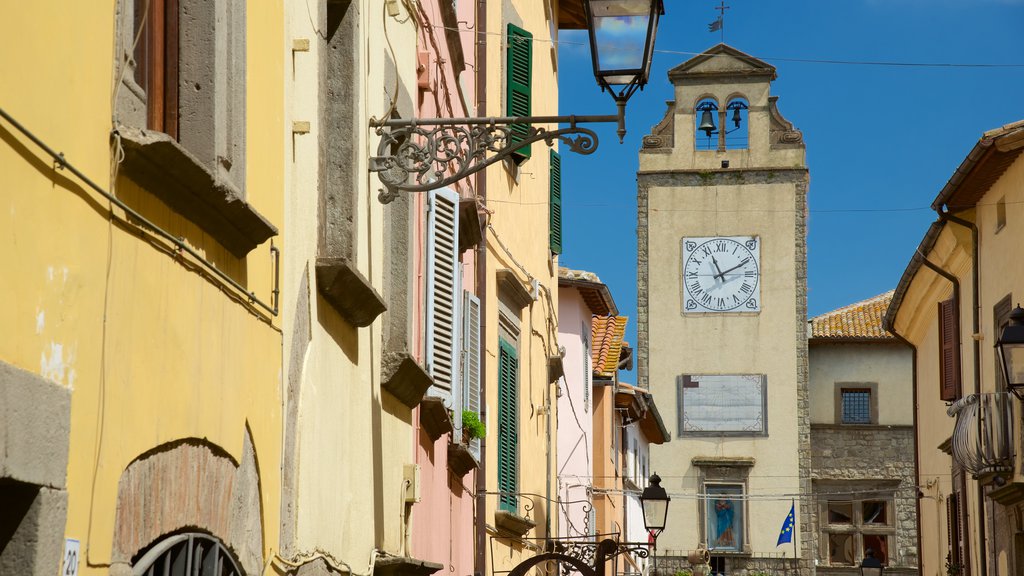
[110,428,263,576]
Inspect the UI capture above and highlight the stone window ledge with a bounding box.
[315,258,387,328]
[381,354,433,409]
[447,442,479,477]
[374,556,443,576]
[420,396,454,441]
[494,510,535,537]
[116,126,277,258]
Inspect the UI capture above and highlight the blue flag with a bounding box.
[776,502,795,546]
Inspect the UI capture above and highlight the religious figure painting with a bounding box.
[706,485,743,550]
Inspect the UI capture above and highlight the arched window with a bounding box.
[133,533,244,576]
[724,97,749,150]
[694,98,719,151]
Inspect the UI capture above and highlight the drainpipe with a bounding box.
[937,210,986,576]
[474,0,488,574]
[919,250,978,576]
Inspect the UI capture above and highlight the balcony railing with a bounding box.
[948,392,1015,477]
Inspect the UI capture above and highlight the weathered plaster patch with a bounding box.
[40,342,75,386]
[36,309,45,334]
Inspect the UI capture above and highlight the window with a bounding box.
[994,294,1013,391]
[549,150,562,254]
[119,0,246,190]
[506,23,533,161]
[841,389,871,423]
[132,533,243,576]
[822,497,895,566]
[497,336,520,512]
[426,188,461,401]
[947,485,969,576]
[996,196,1006,232]
[461,291,482,459]
[705,484,744,551]
[939,298,961,401]
[678,374,767,436]
[835,382,878,425]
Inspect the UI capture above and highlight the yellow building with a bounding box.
[886,120,1024,576]
[1,2,283,575]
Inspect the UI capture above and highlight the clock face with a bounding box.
[682,236,760,313]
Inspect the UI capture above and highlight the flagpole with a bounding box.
[792,498,797,573]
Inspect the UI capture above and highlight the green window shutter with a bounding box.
[506,23,532,161]
[549,150,562,254]
[497,337,519,512]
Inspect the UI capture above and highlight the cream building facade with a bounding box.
[886,120,1024,576]
[638,44,812,575]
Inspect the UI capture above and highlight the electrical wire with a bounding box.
[425,23,1024,69]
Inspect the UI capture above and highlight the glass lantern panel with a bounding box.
[1006,344,1024,385]
[642,498,668,531]
[589,0,651,77]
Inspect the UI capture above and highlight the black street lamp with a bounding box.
[370,0,664,200]
[641,473,670,576]
[997,306,1024,399]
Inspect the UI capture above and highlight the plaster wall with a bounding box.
[593,385,623,538]
[481,1,562,571]
[557,288,595,539]
[808,343,913,426]
[0,2,284,574]
[281,0,418,566]
[410,0,478,573]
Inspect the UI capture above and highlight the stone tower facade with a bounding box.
[637,44,812,575]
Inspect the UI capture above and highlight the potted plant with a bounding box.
[462,410,486,443]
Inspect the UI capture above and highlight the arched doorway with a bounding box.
[132,532,244,576]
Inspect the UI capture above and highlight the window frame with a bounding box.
[834,382,879,425]
[821,495,896,567]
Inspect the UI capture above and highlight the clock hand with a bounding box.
[718,257,750,278]
[711,255,725,281]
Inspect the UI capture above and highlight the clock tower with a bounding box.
[637,45,811,574]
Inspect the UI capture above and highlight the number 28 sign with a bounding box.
[63,539,80,576]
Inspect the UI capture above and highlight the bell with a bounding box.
[698,109,717,136]
[732,106,742,128]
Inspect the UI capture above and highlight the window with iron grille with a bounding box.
[132,533,243,576]
[841,389,871,424]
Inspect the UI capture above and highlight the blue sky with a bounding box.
[555,0,1024,375]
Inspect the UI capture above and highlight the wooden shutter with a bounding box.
[426,188,461,402]
[939,298,961,401]
[136,0,180,138]
[506,23,532,160]
[497,337,519,512]
[462,291,482,459]
[549,150,563,254]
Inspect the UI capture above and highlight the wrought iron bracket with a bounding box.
[368,105,624,203]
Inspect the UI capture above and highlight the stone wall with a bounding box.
[810,425,918,571]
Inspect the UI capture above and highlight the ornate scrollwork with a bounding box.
[549,540,650,576]
[369,121,601,203]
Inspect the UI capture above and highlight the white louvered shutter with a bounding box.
[462,291,482,458]
[426,188,460,406]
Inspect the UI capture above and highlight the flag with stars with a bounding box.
[777,502,795,546]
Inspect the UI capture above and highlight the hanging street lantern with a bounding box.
[997,306,1024,399]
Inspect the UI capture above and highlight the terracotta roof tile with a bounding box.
[810,291,895,340]
[559,267,603,283]
[591,316,628,377]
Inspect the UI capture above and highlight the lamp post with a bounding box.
[369,0,664,201]
[641,473,670,576]
[997,306,1024,399]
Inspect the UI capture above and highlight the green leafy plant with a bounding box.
[946,553,962,576]
[748,571,772,576]
[462,411,486,440]
[674,570,693,576]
